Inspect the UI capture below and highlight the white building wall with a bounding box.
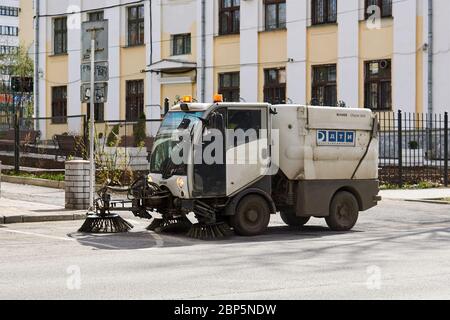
[196,0,214,102]
[393,0,417,113]
[148,0,161,136]
[337,0,359,108]
[37,0,47,137]
[105,2,121,122]
[67,0,82,133]
[432,0,450,115]
[286,0,307,105]
[240,0,259,102]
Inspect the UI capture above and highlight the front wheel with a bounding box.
[231,195,271,236]
[326,191,359,231]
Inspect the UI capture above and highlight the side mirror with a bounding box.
[209,112,225,132]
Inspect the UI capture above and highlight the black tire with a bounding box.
[232,195,271,236]
[326,191,359,231]
[280,208,311,227]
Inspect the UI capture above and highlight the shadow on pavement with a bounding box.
[67,225,358,251]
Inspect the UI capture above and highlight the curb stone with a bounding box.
[1,213,86,225]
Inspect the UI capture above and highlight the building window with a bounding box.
[0,45,18,55]
[128,5,144,46]
[126,80,144,121]
[312,64,337,106]
[53,17,67,55]
[219,72,240,102]
[0,6,19,17]
[88,11,104,22]
[264,0,286,31]
[264,68,286,104]
[172,34,191,56]
[52,86,67,124]
[219,0,240,35]
[87,103,105,122]
[364,60,392,111]
[0,26,19,36]
[365,0,392,19]
[312,0,337,25]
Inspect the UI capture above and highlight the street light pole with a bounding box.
[89,31,96,211]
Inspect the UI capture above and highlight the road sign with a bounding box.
[81,83,108,104]
[81,62,109,83]
[81,20,109,62]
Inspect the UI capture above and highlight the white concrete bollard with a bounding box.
[65,160,90,210]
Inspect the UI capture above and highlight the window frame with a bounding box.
[218,72,240,103]
[365,0,393,19]
[53,17,67,55]
[219,0,240,35]
[264,0,286,31]
[127,5,145,47]
[172,33,191,56]
[126,80,145,122]
[364,59,392,111]
[51,86,68,124]
[311,0,337,25]
[88,11,104,22]
[311,64,337,107]
[263,68,287,104]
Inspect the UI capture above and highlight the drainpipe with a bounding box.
[427,0,433,115]
[200,0,206,102]
[34,0,40,129]
[149,0,152,65]
[427,0,433,157]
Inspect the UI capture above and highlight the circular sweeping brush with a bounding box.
[78,214,134,234]
[186,222,233,241]
[147,217,192,233]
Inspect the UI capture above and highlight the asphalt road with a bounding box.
[0,199,449,300]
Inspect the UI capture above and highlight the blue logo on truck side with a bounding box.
[317,130,356,146]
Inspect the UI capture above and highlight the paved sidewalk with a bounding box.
[0,182,85,224]
[380,188,450,201]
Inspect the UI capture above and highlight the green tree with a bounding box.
[0,45,34,117]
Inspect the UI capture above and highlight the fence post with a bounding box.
[445,112,449,187]
[398,110,403,187]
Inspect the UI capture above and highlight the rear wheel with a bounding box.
[232,195,271,236]
[326,191,359,231]
[280,208,310,227]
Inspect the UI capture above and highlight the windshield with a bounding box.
[150,111,204,175]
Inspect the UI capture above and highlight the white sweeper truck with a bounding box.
[80,95,380,239]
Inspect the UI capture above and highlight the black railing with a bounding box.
[378,110,449,187]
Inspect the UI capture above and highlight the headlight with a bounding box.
[176,177,185,189]
[147,175,153,183]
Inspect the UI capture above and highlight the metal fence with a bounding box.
[378,111,449,187]
[0,115,162,171]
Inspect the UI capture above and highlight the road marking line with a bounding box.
[0,225,166,250]
[0,228,121,250]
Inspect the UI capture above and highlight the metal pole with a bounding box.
[444,112,448,187]
[89,32,96,211]
[13,87,19,173]
[34,0,40,129]
[427,0,434,158]
[200,0,206,102]
[398,110,403,187]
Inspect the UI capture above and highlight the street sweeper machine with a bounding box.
[84,96,380,239]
